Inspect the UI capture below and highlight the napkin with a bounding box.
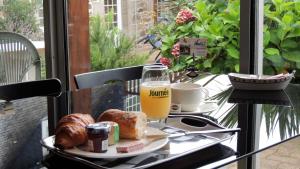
[266,73,288,79]
[266,71,295,79]
[145,127,168,139]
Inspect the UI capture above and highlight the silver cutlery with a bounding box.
[168,128,241,138]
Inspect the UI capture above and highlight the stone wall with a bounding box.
[121,0,155,40]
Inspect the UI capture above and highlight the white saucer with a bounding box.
[171,102,218,115]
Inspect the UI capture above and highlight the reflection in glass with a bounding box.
[211,84,300,140]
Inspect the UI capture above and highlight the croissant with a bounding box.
[54,113,95,149]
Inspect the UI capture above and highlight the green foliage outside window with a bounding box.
[0,0,42,40]
[151,0,240,73]
[263,0,300,76]
[152,0,300,78]
[89,14,148,71]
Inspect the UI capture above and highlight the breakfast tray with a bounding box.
[41,115,236,169]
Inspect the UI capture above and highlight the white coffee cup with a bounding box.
[171,83,209,112]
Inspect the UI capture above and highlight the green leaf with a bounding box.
[226,45,239,59]
[218,41,228,47]
[281,39,298,49]
[195,1,206,14]
[287,25,300,38]
[203,59,212,68]
[296,62,300,69]
[264,54,282,66]
[208,21,222,35]
[282,51,300,62]
[282,13,293,24]
[161,45,170,52]
[172,63,185,72]
[264,4,272,14]
[277,28,286,40]
[283,2,295,8]
[266,15,283,25]
[264,30,270,47]
[186,58,194,64]
[265,48,280,55]
[192,25,202,33]
[272,0,283,6]
[167,24,174,33]
[162,35,176,45]
[177,32,190,39]
[269,30,280,45]
[211,67,221,74]
[177,25,187,32]
[198,32,216,41]
[295,2,300,12]
[234,64,239,72]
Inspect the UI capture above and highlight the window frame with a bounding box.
[44,0,260,133]
[240,0,257,74]
[43,0,69,134]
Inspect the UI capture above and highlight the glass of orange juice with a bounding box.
[140,65,171,123]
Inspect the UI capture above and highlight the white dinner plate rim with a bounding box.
[42,136,169,159]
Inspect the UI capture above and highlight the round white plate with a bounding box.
[42,136,168,159]
[171,102,218,115]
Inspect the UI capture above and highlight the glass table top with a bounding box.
[2,74,300,169]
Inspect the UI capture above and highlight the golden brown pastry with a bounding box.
[54,113,95,149]
[97,109,147,139]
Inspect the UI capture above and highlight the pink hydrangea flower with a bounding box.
[171,43,180,59]
[160,57,172,67]
[176,9,196,25]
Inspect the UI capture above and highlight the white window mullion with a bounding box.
[117,0,122,30]
[255,0,264,75]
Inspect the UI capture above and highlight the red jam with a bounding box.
[86,123,109,153]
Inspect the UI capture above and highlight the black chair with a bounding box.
[0,78,61,101]
[74,65,143,94]
[74,65,143,89]
[0,78,61,169]
[74,65,145,115]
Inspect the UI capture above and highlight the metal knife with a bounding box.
[168,128,241,138]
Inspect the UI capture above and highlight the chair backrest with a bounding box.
[0,78,61,169]
[74,65,144,117]
[0,32,41,85]
[74,65,144,91]
[0,78,62,101]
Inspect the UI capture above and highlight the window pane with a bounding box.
[113,5,117,12]
[0,0,46,82]
[88,0,241,74]
[263,0,300,83]
[0,1,48,168]
[114,14,117,22]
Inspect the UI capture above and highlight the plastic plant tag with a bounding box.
[178,38,207,57]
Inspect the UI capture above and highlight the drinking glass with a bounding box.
[140,65,171,123]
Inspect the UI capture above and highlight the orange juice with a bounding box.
[140,81,171,120]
